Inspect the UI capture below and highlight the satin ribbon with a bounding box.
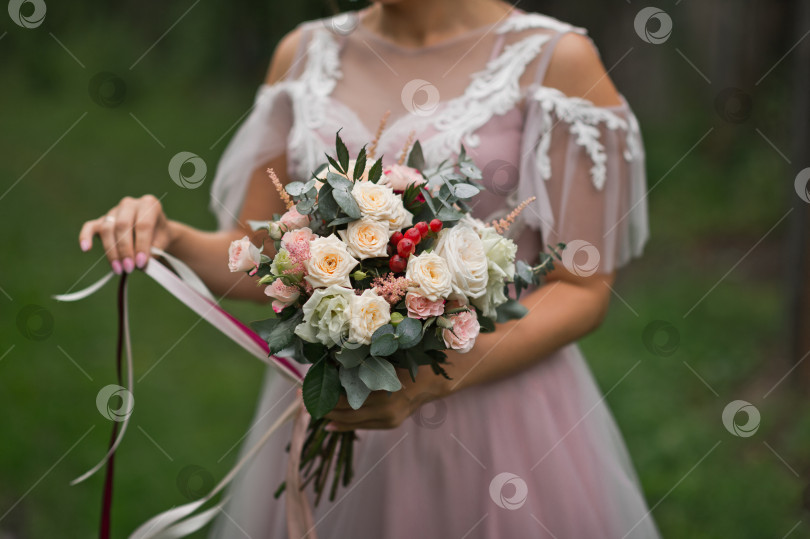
[55,249,317,538]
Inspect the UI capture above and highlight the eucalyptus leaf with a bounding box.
[333,187,362,219]
[495,299,529,323]
[248,220,270,231]
[327,216,357,227]
[250,310,304,354]
[359,356,402,392]
[326,171,353,191]
[335,345,369,369]
[339,366,371,409]
[303,359,341,419]
[452,183,480,199]
[296,198,315,215]
[285,181,306,197]
[395,318,422,349]
[317,184,338,222]
[370,333,398,357]
[437,206,463,221]
[372,324,395,339]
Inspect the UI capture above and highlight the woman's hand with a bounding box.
[78,194,174,274]
[324,366,451,431]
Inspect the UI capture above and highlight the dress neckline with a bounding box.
[353,8,522,54]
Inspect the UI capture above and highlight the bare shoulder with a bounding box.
[542,32,622,107]
[265,27,304,85]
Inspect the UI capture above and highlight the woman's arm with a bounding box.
[78,28,302,302]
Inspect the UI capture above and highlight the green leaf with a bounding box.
[301,341,328,364]
[335,344,369,369]
[406,140,425,171]
[285,181,306,197]
[325,153,343,175]
[339,366,372,409]
[353,146,367,181]
[516,260,534,284]
[326,171,353,191]
[296,198,315,215]
[317,184,338,222]
[395,318,422,349]
[370,333,398,357]
[372,324,395,339]
[336,130,349,172]
[250,311,304,354]
[459,160,482,180]
[333,187,362,219]
[303,359,341,419]
[452,183,480,199]
[420,187,438,217]
[248,220,270,231]
[327,216,357,227]
[312,163,328,179]
[478,314,496,333]
[495,299,529,323]
[359,356,402,392]
[437,206,463,221]
[368,157,383,183]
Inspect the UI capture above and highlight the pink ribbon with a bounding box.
[286,402,317,539]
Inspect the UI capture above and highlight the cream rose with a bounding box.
[294,285,353,347]
[338,218,390,260]
[351,181,400,221]
[433,224,489,299]
[304,234,359,288]
[405,252,453,301]
[348,289,392,345]
[228,236,261,273]
[387,200,414,233]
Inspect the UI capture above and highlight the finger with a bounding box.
[327,419,397,432]
[325,403,388,425]
[133,199,160,269]
[98,212,122,275]
[114,199,137,273]
[331,395,352,411]
[78,219,101,252]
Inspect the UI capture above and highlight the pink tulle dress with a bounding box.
[209,9,659,538]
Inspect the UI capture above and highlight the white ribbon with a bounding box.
[55,249,307,537]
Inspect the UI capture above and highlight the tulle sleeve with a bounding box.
[209,83,294,230]
[518,86,649,274]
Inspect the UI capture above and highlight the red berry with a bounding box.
[389,255,407,273]
[397,238,415,257]
[390,231,404,245]
[429,219,443,233]
[414,221,429,237]
[404,228,421,244]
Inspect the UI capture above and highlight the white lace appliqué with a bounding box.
[531,86,630,191]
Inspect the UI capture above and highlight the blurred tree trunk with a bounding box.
[789,0,810,385]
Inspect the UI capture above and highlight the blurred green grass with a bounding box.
[2,9,809,539]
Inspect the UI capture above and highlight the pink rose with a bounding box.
[381,165,425,192]
[281,227,314,264]
[264,279,300,313]
[405,292,445,319]
[228,236,261,273]
[442,307,480,354]
[279,207,310,230]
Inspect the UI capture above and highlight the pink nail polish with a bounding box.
[135,252,148,269]
[111,260,123,275]
[122,257,135,274]
[80,240,91,252]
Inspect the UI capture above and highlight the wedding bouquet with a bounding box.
[229,131,562,504]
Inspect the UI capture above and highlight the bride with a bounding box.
[79,0,660,537]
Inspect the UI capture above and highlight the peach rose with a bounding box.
[279,207,310,230]
[338,218,389,260]
[381,164,425,192]
[228,236,261,273]
[264,279,300,313]
[304,234,359,288]
[405,292,445,319]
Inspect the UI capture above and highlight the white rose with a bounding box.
[338,218,390,260]
[405,252,452,301]
[479,226,517,280]
[294,285,353,347]
[387,199,414,234]
[304,234,359,288]
[228,236,261,273]
[433,224,489,299]
[351,181,400,221]
[348,289,391,345]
